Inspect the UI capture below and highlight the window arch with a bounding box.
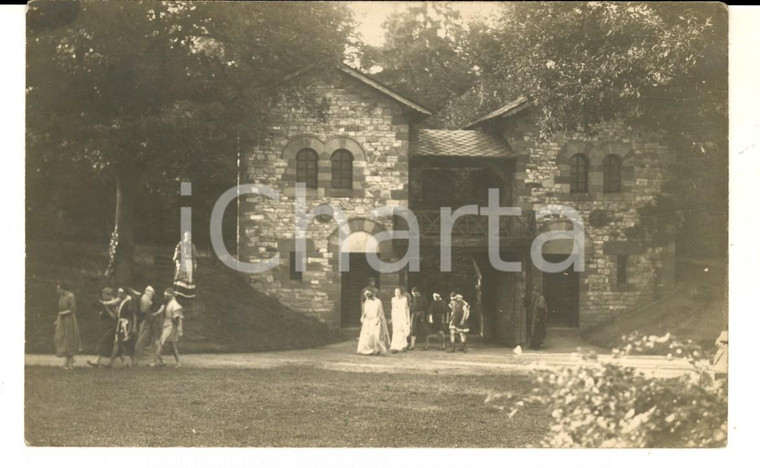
[296,148,318,189]
[603,154,622,193]
[569,153,589,193]
[331,149,354,189]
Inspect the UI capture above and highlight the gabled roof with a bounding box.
[410,129,512,158]
[462,96,532,129]
[279,64,432,118]
[336,65,432,117]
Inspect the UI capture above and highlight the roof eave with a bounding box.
[336,65,433,118]
[274,64,434,119]
[462,97,532,130]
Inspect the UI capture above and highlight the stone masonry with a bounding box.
[241,69,412,327]
[242,68,677,334]
[494,111,677,329]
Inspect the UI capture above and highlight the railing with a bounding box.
[398,208,536,239]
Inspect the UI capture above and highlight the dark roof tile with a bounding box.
[410,129,512,158]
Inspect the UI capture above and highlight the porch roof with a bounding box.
[410,129,512,158]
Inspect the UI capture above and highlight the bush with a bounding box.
[486,333,727,447]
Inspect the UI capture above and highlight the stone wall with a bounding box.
[241,70,411,327]
[500,112,676,329]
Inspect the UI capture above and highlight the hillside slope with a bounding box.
[581,260,727,351]
[25,241,340,354]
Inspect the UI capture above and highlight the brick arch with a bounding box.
[536,218,594,258]
[281,134,367,195]
[596,142,636,165]
[328,218,386,249]
[325,135,367,162]
[557,140,597,167]
[327,218,393,269]
[281,134,326,160]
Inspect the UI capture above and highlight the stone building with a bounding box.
[241,65,675,345]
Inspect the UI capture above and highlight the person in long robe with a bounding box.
[87,287,118,368]
[356,290,389,355]
[152,288,184,368]
[408,286,428,350]
[390,287,410,353]
[133,285,159,365]
[173,231,198,302]
[528,288,548,350]
[54,283,81,369]
[447,292,471,353]
[424,292,449,351]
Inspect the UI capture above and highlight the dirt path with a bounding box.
[26,340,696,378]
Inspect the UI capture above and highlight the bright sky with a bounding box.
[347,1,503,47]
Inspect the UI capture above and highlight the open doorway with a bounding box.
[340,253,379,328]
[542,255,579,327]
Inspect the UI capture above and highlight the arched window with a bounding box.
[569,153,589,193]
[331,149,354,189]
[296,148,318,189]
[603,154,622,193]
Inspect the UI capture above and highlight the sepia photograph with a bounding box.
[20,0,732,450]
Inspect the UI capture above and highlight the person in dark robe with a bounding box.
[133,285,160,365]
[54,283,81,369]
[528,288,548,350]
[424,292,449,351]
[87,287,118,368]
[408,287,428,350]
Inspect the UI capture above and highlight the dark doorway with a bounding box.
[341,253,380,327]
[472,251,525,345]
[542,255,579,327]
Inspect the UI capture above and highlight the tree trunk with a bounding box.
[113,171,136,286]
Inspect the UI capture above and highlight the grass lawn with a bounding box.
[25,366,549,447]
[26,241,340,354]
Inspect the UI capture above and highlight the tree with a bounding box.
[358,2,475,116]
[27,1,353,284]
[445,2,728,257]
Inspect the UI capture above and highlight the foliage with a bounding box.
[457,2,727,256]
[459,3,727,142]
[27,1,352,187]
[26,1,354,279]
[486,333,727,447]
[358,2,475,115]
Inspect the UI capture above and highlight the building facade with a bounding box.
[241,66,675,345]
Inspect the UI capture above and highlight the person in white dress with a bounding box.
[356,290,389,355]
[390,287,410,353]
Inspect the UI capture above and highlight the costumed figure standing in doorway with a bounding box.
[390,287,410,353]
[356,290,390,355]
[528,287,548,350]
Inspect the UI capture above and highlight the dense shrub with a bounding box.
[486,333,727,447]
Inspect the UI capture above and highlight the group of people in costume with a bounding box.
[87,286,185,368]
[52,234,196,369]
[356,279,473,355]
[356,278,550,356]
